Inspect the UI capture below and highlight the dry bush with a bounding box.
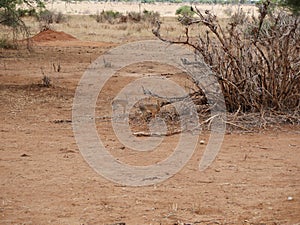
[127,11,142,22]
[127,10,160,24]
[38,10,54,24]
[38,10,67,29]
[95,10,122,24]
[94,10,159,25]
[142,10,160,25]
[54,12,66,24]
[42,75,51,88]
[154,0,300,120]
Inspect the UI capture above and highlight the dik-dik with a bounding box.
[138,99,161,120]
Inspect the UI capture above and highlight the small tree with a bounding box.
[280,0,300,14]
[0,0,45,46]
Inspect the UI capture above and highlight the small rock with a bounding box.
[287,196,293,201]
[200,140,205,145]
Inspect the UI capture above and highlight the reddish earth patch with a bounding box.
[0,39,299,225]
[30,29,77,42]
[26,29,116,48]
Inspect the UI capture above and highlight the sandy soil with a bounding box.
[0,28,300,225]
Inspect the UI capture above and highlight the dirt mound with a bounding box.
[30,29,77,42]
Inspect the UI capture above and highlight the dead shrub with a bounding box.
[127,10,160,24]
[37,10,67,29]
[53,12,66,24]
[128,11,142,22]
[153,1,300,118]
[93,10,159,25]
[142,10,160,25]
[38,10,54,24]
[95,10,122,24]
[42,75,51,87]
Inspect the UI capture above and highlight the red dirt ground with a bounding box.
[0,30,299,225]
[30,29,77,42]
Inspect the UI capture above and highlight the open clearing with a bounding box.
[0,3,299,224]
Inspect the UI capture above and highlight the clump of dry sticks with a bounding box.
[153,0,300,129]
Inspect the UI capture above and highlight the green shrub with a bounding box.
[0,0,44,49]
[171,0,183,3]
[175,5,195,25]
[16,8,38,17]
[0,9,19,27]
[28,8,38,17]
[280,0,300,14]
[17,8,27,17]
[0,37,17,49]
[141,0,155,3]
[175,5,195,17]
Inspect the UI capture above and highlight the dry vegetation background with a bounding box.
[45,1,258,17]
[22,3,257,43]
